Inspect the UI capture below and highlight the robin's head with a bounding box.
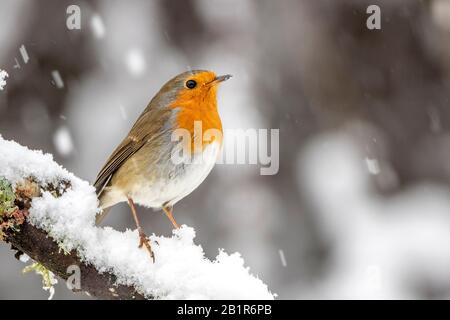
[148,70,230,150]
[176,70,231,93]
[153,70,231,110]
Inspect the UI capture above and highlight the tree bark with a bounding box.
[0,177,146,300]
[4,222,145,300]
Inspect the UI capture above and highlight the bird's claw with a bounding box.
[138,230,155,262]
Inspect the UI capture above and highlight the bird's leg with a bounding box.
[127,197,154,262]
[162,205,180,229]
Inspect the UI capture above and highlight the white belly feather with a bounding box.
[131,142,221,208]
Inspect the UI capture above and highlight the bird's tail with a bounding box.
[94,172,113,225]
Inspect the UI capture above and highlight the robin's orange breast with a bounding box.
[170,74,223,154]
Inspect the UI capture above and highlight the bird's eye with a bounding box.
[186,79,197,89]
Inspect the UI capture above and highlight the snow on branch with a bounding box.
[0,136,274,300]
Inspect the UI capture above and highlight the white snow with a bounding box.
[125,48,146,76]
[91,14,106,38]
[118,104,127,120]
[51,70,64,89]
[19,253,30,263]
[0,136,273,299]
[19,45,29,64]
[278,249,287,267]
[53,126,74,156]
[0,69,8,90]
[364,157,380,175]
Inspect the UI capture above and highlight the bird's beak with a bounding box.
[215,74,232,82]
[208,74,232,86]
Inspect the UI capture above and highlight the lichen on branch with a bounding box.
[0,178,27,240]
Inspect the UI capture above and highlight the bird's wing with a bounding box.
[93,106,173,196]
[94,133,147,196]
[94,108,151,194]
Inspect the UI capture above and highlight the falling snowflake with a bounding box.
[365,157,380,175]
[0,69,8,90]
[278,249,287,267]
[53,126,74,156]
[19,45,29,64]
[118,104,127,120]
[51,70,64,89]
[125,48,146,76]
[91,14,105,38]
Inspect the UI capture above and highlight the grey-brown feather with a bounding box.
[94,107,173,197]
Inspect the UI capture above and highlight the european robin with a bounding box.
[94,70,231,260]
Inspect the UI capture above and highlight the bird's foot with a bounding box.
[138,227,155,262]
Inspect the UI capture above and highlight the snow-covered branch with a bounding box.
[0,136,274,300]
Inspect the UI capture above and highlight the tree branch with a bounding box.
[0,170,145,299]
[4,221,145,300]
